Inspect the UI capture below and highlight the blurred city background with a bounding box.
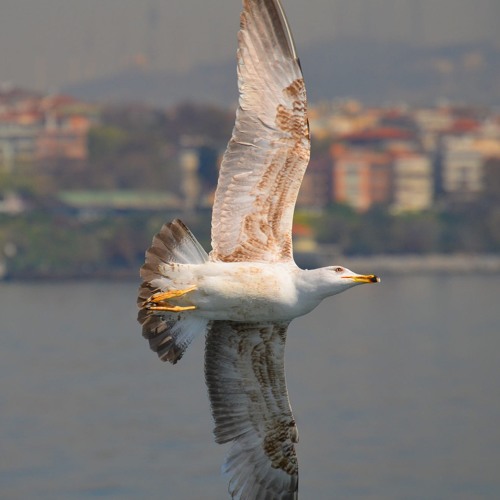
[2,3,500,499]
[1,0,500,279]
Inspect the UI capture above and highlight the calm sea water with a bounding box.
[1,275,499,500]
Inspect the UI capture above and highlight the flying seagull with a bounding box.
[137,0,380,498]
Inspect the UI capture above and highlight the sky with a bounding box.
[1,0,498,92]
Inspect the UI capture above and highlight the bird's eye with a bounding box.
[334,267,343,273]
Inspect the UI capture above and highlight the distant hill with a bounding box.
[65,37,500,108]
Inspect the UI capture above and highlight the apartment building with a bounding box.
[392,153,433,212]
[333,147,392,211]
[441,136,484,199]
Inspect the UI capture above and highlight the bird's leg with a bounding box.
[149,286,197,303]
[146,304,196,312]
[145,285,197,312]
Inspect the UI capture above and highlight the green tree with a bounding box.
[88,125,128,159]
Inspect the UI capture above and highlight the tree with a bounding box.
[88,125,128,159]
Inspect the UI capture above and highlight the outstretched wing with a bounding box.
[210,0,310,263]
[205,320,298,499]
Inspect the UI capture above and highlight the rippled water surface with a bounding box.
[1,275,499,499]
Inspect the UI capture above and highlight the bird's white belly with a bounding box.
[181,262,309,322]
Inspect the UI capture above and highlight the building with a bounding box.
[296,155,332,208]
[414,107,453,134]
[179,148,202,211]
[392,153,433,212]
[0,88,97,166]
[36,95,96,161]
[36,114,91,161]
[333,147,392,212]
[0,121,39,170]
[441,136,484,199]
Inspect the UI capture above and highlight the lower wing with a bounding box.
[205,320,298,499]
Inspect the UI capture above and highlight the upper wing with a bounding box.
[205,320,298,499]
[210,0,310,263]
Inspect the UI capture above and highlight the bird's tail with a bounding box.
[137,219,210,364]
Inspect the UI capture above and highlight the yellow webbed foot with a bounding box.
[146,304,197,312]
[144,285,197,312]
[148,285,197,303]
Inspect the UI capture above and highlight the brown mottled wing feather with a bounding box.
[210,0,310,263]
[205,321,298,499]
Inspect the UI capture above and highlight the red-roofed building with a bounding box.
[448,117,480,134]
[332,147,392,212]
[339,127,413,144]
[36,113,93,161]
[0,87,98,165]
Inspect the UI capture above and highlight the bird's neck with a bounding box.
[295,267,342,301]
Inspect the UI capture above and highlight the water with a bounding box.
[1,276,499,499]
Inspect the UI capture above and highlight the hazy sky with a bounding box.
[1,0,498,92]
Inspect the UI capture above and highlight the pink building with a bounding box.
[332,146,392,212]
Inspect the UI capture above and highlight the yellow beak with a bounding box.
[343,274,380,284]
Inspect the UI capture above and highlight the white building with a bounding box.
[442,136,483,197]
[392,153,433,213]
[0,122,39,171]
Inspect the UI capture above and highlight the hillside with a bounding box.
[65,37,500,107]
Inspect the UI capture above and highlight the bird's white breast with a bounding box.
[184,261,309,322]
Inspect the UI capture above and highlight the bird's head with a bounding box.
[330,265,380,285]
[316,265,380,296]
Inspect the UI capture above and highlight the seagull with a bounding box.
[137,0,380,498]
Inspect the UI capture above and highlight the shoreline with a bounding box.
[296,252,500,274]
[1,253,500,282]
